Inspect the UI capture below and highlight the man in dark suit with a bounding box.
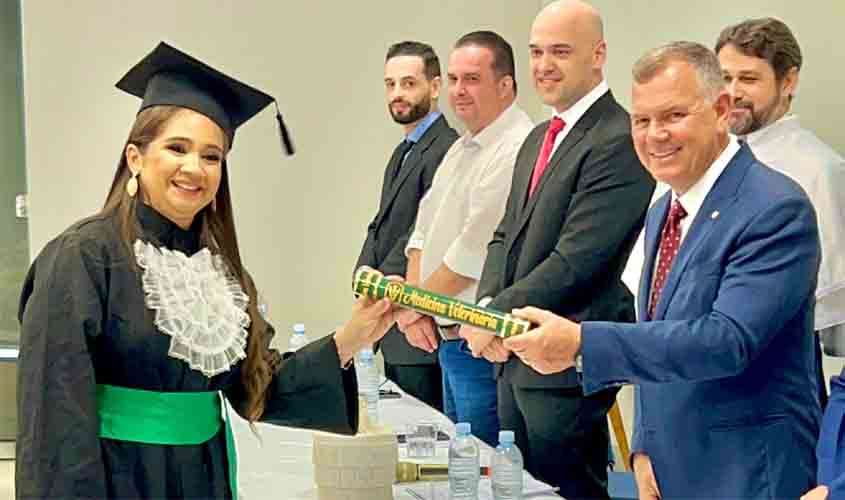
[355,41,458,410]
[507,42,822,499]
[461,1,654,497]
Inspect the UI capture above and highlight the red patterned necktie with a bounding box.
[528,117,566,196]
[648,199,688,319]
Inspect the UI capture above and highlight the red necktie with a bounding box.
[528,117,566,196]
[648,199,688,319]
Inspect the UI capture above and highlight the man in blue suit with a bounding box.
[503,41,822,499]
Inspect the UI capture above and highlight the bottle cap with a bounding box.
[456,422,471,436]
[498,430,515,445]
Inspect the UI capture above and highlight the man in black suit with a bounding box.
[356,41,458,411]
[461,1,654,497]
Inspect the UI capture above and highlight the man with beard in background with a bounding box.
[717,18,845,411]
[355,41,458,410]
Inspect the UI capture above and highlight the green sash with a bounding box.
[96,384,238,499]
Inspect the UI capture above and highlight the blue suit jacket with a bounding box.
[581,145,822,498]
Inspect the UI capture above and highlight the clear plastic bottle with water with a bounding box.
[492,430,524,500]
[356,347,379,425]
[287,323,309,354]
[449,422,480,500]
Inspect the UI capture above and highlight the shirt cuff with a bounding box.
[477,296,493,308]
[405,232,424,255]
[435,318,459,327]
[443,239,484,280]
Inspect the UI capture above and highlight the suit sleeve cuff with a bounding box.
[581,321,629,394]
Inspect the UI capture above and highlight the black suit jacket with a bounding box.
[478,91,655,387]
[356,114,458,365]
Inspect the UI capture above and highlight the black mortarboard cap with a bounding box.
[116,42,294,154]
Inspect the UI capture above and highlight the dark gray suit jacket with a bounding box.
[356,114,458,365]
[477,91,655,387]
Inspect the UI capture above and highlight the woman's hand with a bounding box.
[334,294,397,367]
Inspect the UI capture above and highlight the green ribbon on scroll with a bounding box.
[352,266,530,338]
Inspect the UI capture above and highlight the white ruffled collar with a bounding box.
[134,239,250,377]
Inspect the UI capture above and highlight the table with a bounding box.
[231,379,561,499]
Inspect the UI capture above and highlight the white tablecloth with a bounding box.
[231,380,561,499]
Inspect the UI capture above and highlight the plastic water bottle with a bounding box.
[492,430,524,500]
[287,323,309,353]
[449,422,480,499]
[356,347,380,425]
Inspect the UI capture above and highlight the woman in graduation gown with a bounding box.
[15,42,394,499]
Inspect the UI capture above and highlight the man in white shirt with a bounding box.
[396,30,533,447]
[716,17,845,402]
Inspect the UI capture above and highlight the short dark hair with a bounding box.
[715,17,802,81]
[454,30,517,94]
[385,41,441,80]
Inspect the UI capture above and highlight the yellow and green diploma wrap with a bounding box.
[352,266,530,338]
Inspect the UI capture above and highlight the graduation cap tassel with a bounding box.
[274,101,295,156]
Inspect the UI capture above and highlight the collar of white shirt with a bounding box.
[463,102,525,149]
[742,113,800,147]
[674,137,741,225]
[553,80,609,128]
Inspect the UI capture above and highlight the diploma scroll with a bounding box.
[352,266,530,338]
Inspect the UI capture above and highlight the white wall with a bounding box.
[549,0,845,155]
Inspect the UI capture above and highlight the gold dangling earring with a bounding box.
[126,170,139,197]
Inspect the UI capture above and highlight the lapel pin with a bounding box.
[711,210,720,220]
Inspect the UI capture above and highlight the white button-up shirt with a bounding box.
[622,139,740,315]
[745,114,845,346]
[406,103,534,315]
[647,138,740,292]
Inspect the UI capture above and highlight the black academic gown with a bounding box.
[16,204,358,500]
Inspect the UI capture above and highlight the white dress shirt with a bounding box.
[550,80,609,157]
[646,138,740,286]
[621,182,669,305]
[406,104,534,317]
[672,138,740,244]
[745,114,845,348]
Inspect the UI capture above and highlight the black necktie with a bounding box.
[387,139,414,186]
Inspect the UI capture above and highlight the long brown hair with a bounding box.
[101,105,277,421]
